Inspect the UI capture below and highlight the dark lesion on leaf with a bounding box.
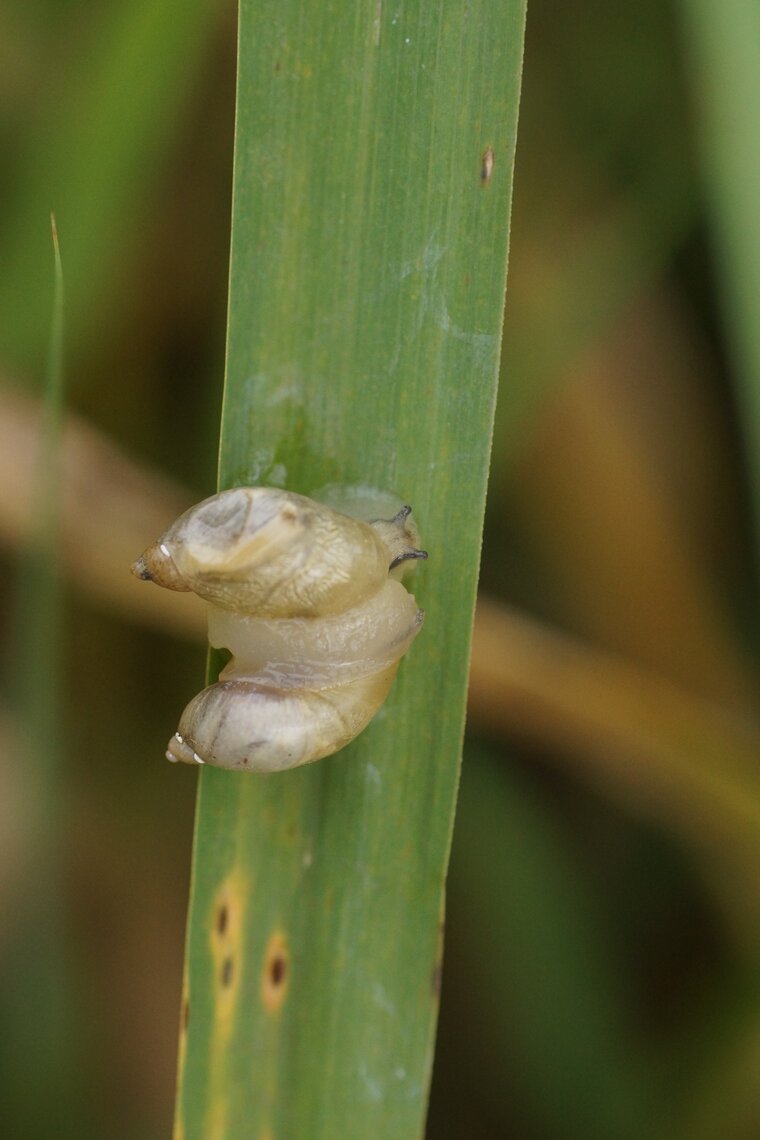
[270,954,287,988]
[261,931,290,1012]
[221,956,234,988]
[481,145,495,184]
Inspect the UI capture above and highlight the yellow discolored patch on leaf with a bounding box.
[204,1097,229,1140]
[209,866,249,1039]
[176,968,191,1086]
[202,868,251,1139]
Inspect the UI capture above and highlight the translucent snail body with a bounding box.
[132,487,426,772]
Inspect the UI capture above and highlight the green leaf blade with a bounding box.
[176,2,526,1136]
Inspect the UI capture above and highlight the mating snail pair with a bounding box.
[132,487,427,772]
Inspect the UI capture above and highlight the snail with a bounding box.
[132,487,427,772]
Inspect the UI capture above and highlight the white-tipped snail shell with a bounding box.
[132,487,426,772]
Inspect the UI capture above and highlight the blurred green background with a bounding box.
[2,1,759,1137]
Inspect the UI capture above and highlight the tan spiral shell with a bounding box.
[132,487,426,772]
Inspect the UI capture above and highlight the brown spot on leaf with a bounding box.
[481,146,494,184]
[221,957,234,988]
[261,930,290,1013]
[270,954,287,987]
[209,870,248,1038]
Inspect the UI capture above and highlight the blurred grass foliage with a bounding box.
[1,1,760,1138]
[0,0,222,381]
[679,0,760,543]
[1,221,88,1138]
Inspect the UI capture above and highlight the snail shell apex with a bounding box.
[133,487,427,772]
